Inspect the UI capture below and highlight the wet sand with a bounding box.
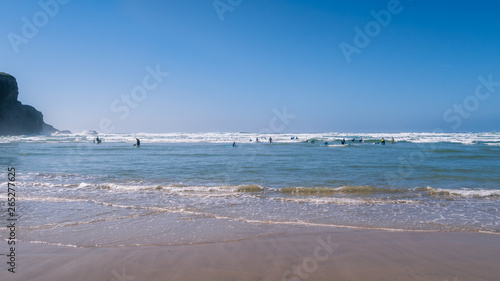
[3,229,500,281]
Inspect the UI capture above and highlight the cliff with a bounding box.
[0,72,58,135]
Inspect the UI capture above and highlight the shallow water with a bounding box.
[1,132,499,247]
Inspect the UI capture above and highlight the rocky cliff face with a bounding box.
[0,72,58,135]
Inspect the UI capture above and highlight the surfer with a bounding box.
[341,138,345,145]
[359,138,363,142]
[381,138,385,145]
[269,137,273,144]
[135,138,141,147]
[232,141,236,147]
[352,138,355,142]
[391,137,395,144]
[256,137,259,142]
[324,141,329,145]
[95,137,101,144]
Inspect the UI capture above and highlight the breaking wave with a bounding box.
[2,131,500,145]
[419,186,500,198]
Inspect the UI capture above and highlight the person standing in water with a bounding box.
[232,141,236,147]
[269,137,273,144]
[136,138,141,147]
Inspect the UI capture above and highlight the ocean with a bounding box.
[1,132,500,248]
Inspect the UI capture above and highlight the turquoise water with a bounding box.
[1,132,500,247]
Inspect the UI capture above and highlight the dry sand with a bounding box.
[2,229,499,281]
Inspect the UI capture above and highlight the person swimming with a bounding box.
[136,138,141,147]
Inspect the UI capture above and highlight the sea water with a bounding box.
[1,132,499,247]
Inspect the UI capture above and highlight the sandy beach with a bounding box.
[3,229,499,281]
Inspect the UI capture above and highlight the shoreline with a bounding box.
[3,228,499,281]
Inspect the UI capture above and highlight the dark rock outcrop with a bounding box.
[0,72,59,135]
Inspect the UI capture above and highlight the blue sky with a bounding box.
[1,0,499,133]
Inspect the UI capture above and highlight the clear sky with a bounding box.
[1,0,499,133]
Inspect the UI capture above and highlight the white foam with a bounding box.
[424,186,500,198]
[277,196,417,205]
[24,240,82,248]
[485,142,500,146]
[9,195,90,204]
[280,197,371,205]
[2,132,500,145]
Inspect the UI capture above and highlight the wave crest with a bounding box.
[420,186,500,198]
[279,185,395,195]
